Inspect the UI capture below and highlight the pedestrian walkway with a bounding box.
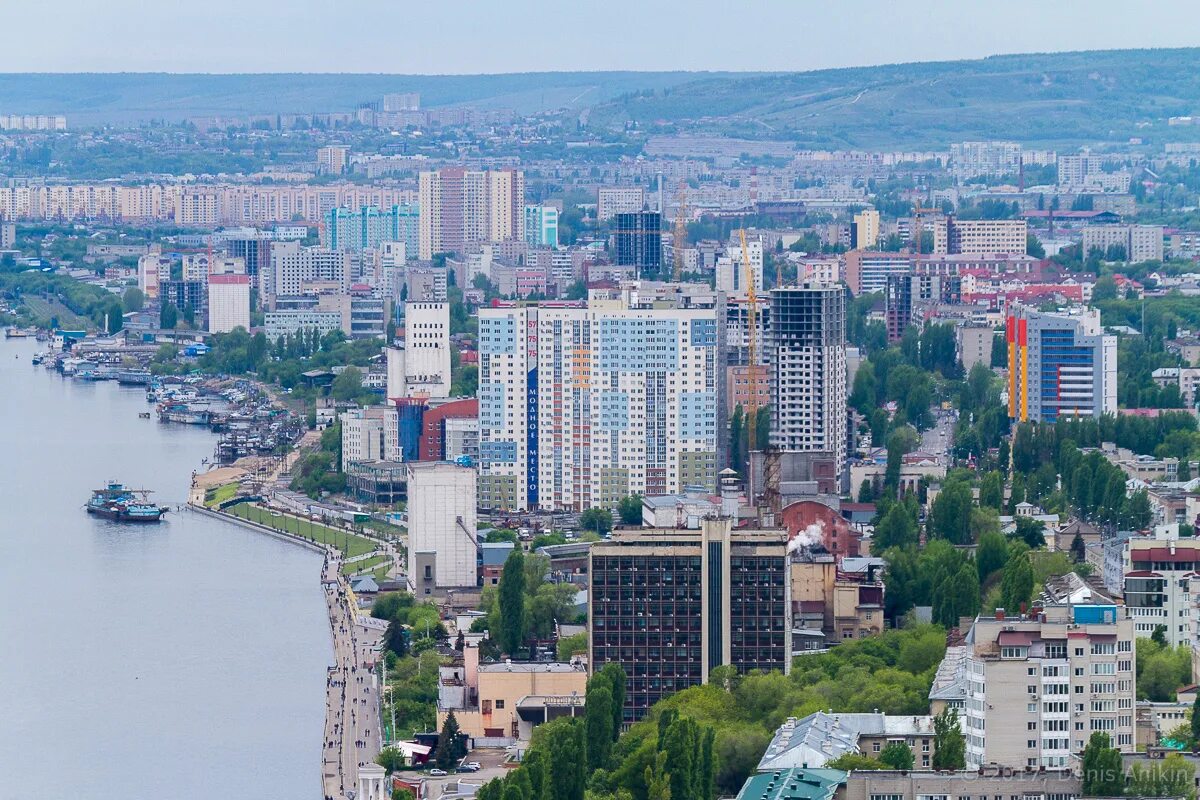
[320,550,384,800]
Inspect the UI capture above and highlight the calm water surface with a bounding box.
[0,337,329,799]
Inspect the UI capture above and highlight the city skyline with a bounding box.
[3,1,1199,73]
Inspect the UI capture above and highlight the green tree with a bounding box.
[1081,732,1124,796]
[580,508,613,534]
[1070,533,1086,563]
[645,750,672,800]
[873,502,919,550]
[1000,546,1034,610]
[1125,489,1153,530]
[931,708,965,770]
[331,366,364,402]
[585,684,615,770]
[878,741,916,770]
[661,716,700,800]
[496,551,527,655]
[383,618,409,658]
[160,302,178,329]
[542,718,586,800]
[556,631,588,661]
[601,663,627,737]
[1192,693,1200,743]
[122,287,145,312]
[976,530,1008,582]
[617,494,643,525]
[928,480,972,544]
[1128,754,1196,800]
[435,711,466,769]
[1092,276,1119,302]
[1013,517,1046,549]
[825,753,884,770]
[979,471,1004,510]
[1152,625,1169,648]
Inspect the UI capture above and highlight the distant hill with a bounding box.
[3,49,1199,148]
[584,48,1200,149]
[0,72,764,125]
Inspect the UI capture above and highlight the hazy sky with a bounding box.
[6,0,1199,73]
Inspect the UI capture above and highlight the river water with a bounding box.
[0,337,329,799]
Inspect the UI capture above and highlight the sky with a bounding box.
[5,0,1200,74]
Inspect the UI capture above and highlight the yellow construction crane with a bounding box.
[673,181,688,280]
[740,228,759,453]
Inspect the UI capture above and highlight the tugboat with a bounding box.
[86,482,169,523]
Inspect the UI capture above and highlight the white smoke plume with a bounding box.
[788,521,825,554]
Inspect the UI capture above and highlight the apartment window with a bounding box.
[1002,646,1029,659]
[1028,722,1037,731]
[1028,739,1037,749]
[1028,685,1038,695]
[1075,647,1085,656]
[873,742,881,752]
[495,699,505,709]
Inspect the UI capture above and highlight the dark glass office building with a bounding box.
[588,520,789,723]
[613,211,662,273]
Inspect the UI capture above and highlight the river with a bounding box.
[0,337,330,799]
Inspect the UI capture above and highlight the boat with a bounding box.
[5,326,31,338]
[115,370,153,386]
[85,482,169,523]
[138,412,151,419]
[31,353,44,365]
[158,402,213,425]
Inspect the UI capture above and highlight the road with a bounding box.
[321,551,383,800]
[419,747,509,799]
[921,408,956,459]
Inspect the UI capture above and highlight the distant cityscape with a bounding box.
[7,61,1200,800]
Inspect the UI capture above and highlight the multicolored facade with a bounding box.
[1006,305,1116,423]
[478,305,720,511]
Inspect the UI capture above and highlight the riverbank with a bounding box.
[188,491,390,800]
[0,337,330,799]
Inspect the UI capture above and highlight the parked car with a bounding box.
[460,762,481,772]
[429,769,447,776]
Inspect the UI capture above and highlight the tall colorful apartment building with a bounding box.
[477,304,721,511]
[418,168,525,259]
[1006,305,1116,423]
[324,204,419,254]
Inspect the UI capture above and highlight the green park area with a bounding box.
[341,554,391,577]
[204,482,240,509]
[227,502,377,558]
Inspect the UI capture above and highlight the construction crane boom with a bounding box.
[673,181,688,280]
[740,228,759,453]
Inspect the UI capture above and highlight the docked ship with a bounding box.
[85,482,169,523]
[115,369,153,386]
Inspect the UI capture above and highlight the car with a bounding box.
[460,762,481,771]
[429,769,447,776]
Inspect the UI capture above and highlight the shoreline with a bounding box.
[188,496,384,800]
[186,503,329,554]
